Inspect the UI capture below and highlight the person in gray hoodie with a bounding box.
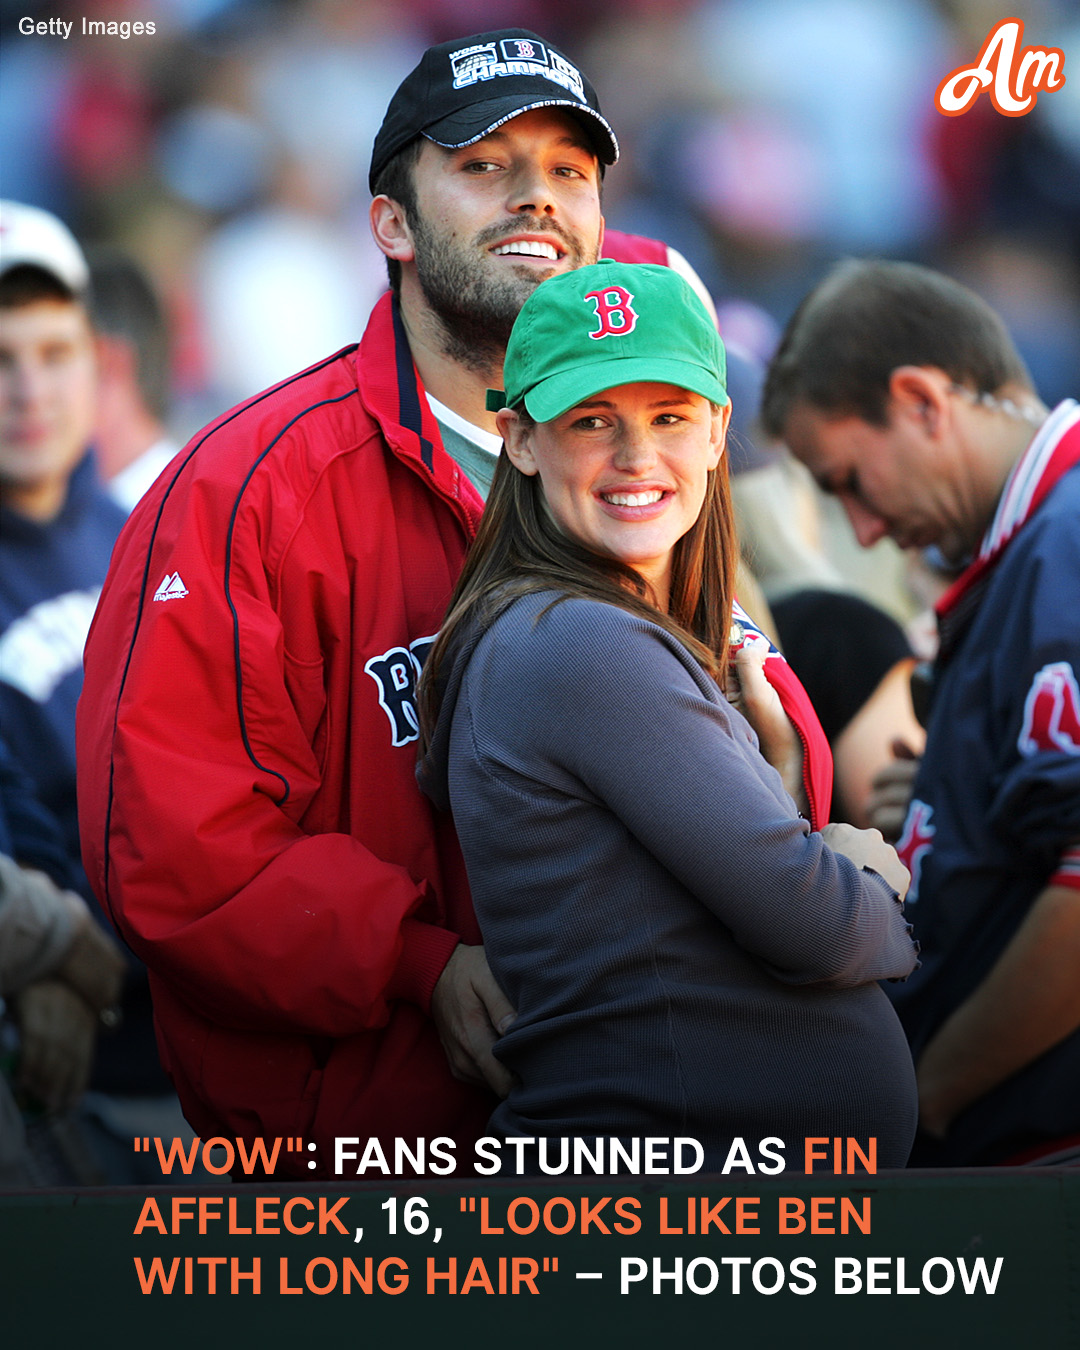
[417,260,920,1171]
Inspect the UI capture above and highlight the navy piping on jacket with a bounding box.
[100,347,358,916]
[223,390,360,806]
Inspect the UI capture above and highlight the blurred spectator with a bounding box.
[88,247,180,510]
[0,203,131,1183]
[771,590,925,827]
[949,235,1080,411]
[194,195,384,405]
[0,200,122,884]
[249,0,426,213]
[0,201,193,1182]
[686,0,947,255]
[0,23,73,212]
[717,337,841,642]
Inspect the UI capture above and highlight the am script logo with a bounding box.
[935,18,1065,116]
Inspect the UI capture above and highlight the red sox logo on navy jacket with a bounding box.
[1018,661,1080,756]
[364,634,436,747]
[896,800,936,904]
[896,660,1080,903]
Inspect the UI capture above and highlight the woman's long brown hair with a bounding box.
[417,409,737,750]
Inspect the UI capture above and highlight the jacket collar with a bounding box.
[937,400,1080,621]
[355,292,485,534]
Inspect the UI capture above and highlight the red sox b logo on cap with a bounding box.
[585,286,638,340]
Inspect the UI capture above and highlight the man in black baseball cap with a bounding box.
[369,29,618,194]
[367,28,617,409]
[80,28,616,1172]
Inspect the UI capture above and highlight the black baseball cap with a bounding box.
[369,29,618,194]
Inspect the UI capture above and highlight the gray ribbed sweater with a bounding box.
[419,592,919,1169]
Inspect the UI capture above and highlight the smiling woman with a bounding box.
[493,263,728,612]
[501,383,723,610]
[417,261,921,1171]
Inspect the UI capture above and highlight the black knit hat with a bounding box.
[370,29,618,194]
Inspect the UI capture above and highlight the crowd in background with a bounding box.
[1,0,1077,1180]
[4,0,1078,452]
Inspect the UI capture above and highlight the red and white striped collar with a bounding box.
[937,400,1080,620]
[978,399,1080,562]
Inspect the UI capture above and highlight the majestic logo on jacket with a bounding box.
[153,572,189,602]
[365,635,436,746]
[896,799,935,904]
[1018,661,1080,756]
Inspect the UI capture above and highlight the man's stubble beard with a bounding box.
[411,213,598,376]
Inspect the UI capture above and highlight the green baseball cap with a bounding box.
[487,259,728,422]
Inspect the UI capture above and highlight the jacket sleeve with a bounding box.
[985,509,1080,887]
[475,599,915,989]
[989,658,1080,884]
[77,472,459,1040]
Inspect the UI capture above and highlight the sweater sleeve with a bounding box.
[476,598,916,988]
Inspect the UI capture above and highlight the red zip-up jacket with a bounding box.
[78,297,492,1172]
[78,269,831,1176]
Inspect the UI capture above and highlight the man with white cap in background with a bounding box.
[0,200,189,1182]
[0,199,120,894]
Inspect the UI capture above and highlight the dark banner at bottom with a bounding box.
[5,1168,1077,1348]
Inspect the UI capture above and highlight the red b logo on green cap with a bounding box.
[585,286,638,340]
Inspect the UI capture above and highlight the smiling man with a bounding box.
[76,30,828,1174]
[762,259,1080,1165]
[76,30,619,1174]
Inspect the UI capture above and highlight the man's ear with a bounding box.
[370,195,415,264]
[888,365,952,436]
[497,407,539,475]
